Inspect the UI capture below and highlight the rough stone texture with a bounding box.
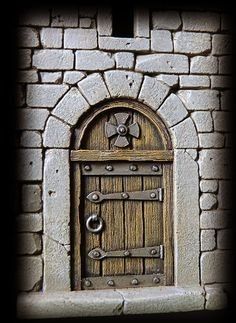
[199,149,231,179]
[218,180,232,210]
[114,52,134,69]
[75,50,115,70]
[19,9,50,26]
[199,133,224,148]
[16,109,49,130]
[17,233,42,255]
[182,12,220,32]
[22,184,42,212]
[190,56,218,74]
[179,75,210,88]
[212,111,230,132]
[155,74,178,87]
[201,250,232,283]
[99,37,149,51]
[138,76,170,110]
[43,149,70,290]
[18,70,38,83]
[63,71,86,84]
[27,84,68,108]
[191,111,213,132]
[186,149,198,160]
[64,29,97,49]
[80,18,92,28]
[17,256,42,291]
[200,210,231,229]
[174,32,211,54]
[205,286,228,310]
[17,27,39,48]
[16,84,25,107]
[43,117,71,148]
[33,50,74,70]
[217,229,232,250]
[97,8,112,36]
[221,90,232,111]
[53,87,89,126]
[174,150,199,285]
[40,28,62,48]
[201,229,216,251]
[200,193,217,211]
[212,34,232,55]
[171,118,198,148]
[18,49,31,69]
[78,73,110,105]
[151,30,173,52]
[158,93,188,127]
[51,9,78,27]
[219,56,231,74]
[104,70,143,99]
[16,213,43,233]
[134,8,149,38]
[20,131,42,147]
[200,180,218,193]
[16,149,42,181]
[211,76,232,89]
[40,72,62,83]
[136,54,188,73]
[178,90,219,111]
[152,11,181,30]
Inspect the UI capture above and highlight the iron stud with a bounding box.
[121,192,129,199]
[131,278,139,285]
[84,279,91,287]
[107,280,115,286]
[150,192,156,199]
[152,165,159,172]
[91,193,99,201]
[92,250,100,258]
[105,165,113,171]
[123,250,131,257]
[150,248,157,255]
[129,165,137,171]
[84,164,91,171]
[153,277,160,284]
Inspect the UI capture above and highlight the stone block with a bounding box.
[182,12,220,32]
[43,117,71,148]
[22,184,42,212]
[18,49,31,69]
[212,34,232,55]
[219,56,232,74]
[64,29,97,49]
[200,180,218,193]
[75,50,115,70]
[151,30,173,52]
[97,8,112,36]
[211,76,232,89]
[27,84,68,108]
[16,149,42,181]
[114,52,134,69]
[17,27,39,48]
[205,286,228,310]
[51,9,78,27]
[104,70,143,99]
[186,149,198,160]
[33,50,74,70]
[200,210,231,229]
[16,213,43,233]
[40,72,62,83]
[136,54,188,73]
[178,90,219,111]
[53,87,89,126]
[99,37,149,51]
[199,133,224,148]
[158,93,188,127]
[200,193,217,210]
[174,32,211,54]
[17,70,38,83]
[138,76,170,110]
[79,18,92,28]
[179,75,210,88]
[171,118,198,148]
[190,56,218,74]
[63,71,86,84]
[217,229,232,250]
[199,149,231,179]
[17,233,42,255]
[17,256,42,291]
[134,8,149,37]
[191,111,213,132]
[155,75,178,87]
[221,90,232,111]
[40,28,62,48]
[78,73,110,105]
[20,131,42,147]
[16,109,49,131]
[201,229,216,251]
[152,11,181,30]
[218,180,232,210]
[19,9,50,26]
[212,111,230,132]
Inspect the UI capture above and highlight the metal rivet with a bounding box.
[84,164,91,171]
[84,279,91,287]
[92,250,100,258]
[107,280,115,286]
[150,192,156,199]
[156,268,160,273]
[131,278,139,285]
[91,193,99,201]
[129,165,137,171]
[123,250,131,257]
[121,193,129,199]
[152,165,159,172]
[150,249,157,255]
[105,165,113,171]
[153,277,160,284]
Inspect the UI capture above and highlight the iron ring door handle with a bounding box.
[86,214,104,233]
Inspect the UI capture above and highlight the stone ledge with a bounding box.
[17,286,226,319]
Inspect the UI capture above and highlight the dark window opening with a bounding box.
[112,6,134,38]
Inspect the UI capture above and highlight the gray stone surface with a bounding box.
[17,233,42,255]
[219,56,231,74]
[134,8,149,38]
[200,180,218,193]
[114,52,134,69]
[19,9,50,26]
[40,72,62,83]
[27,84,68,107]
[191,111,213,132]
[33,50,74,70]
[80,18,93,28]
[199,149,231,179]
[18,49,31,68]
[99,37,149,51]
[17,70,38,83]
[174,32,211,54]
[212,34,232,55]
[182,12,220,32]
[178,90,219,111]
[16,109,49,131]
[136,54,188,73]
[151,30,173,52]
[190,56,218,74]
[53,87,89,126]
[17,256,42,291]
[22,184,42,212]
[179,75,210,88]
[201,229,216,251]
[155,74,178,87]
[63,71,86,84]
[43,117,71,148]
[211,76,232,89]
[200,193,217,210]
[218,180,232,210]
[171,118,198,148]
[104,70,143,99]
[64,29,97,49]
[205,286,228,310]
[97,8,112,36]
[200,210,231,229]
[217,229,232,250]
[16,149,42,181]
[75,50,115,70]
[40,28,62,48]
[20,131,42,147]
[51,9,78,27]
[221,90,232,111]
[152,11,181,30]
[17,27,39,48]
[16,213,43,233]
[199,133,224,148]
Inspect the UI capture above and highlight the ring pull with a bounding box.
[86,214,104,233]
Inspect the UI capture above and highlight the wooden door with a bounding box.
[71,100,173,290]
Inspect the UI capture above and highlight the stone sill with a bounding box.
[17,286,227,319]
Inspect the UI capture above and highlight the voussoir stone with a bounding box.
[191,111,213,132]
[53,87,89,126]
[158,93,188,127]
[178,90,219,111]
[78,73,110,105]
[174,32,211,54]
[16,149,42,181]
[64,29,97,49]
[16,213,43,233]
[33,50,74,70]
[27,84,68,108]
[138,76,170,110]
[17,256,42,291]
[43,116,71,148]
[104,70,143,99]
[171,118,198,148]
[75,50,115,70]
[17,233,42,255]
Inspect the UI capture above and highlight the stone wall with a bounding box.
[16,6,232,306]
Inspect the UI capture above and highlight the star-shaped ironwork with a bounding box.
[105,112,140,147]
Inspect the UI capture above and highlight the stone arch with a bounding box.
[42,70,199,291]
